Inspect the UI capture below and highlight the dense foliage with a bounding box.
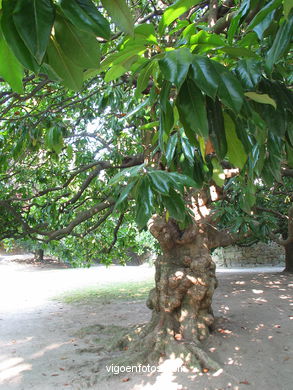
[0,0,292,264]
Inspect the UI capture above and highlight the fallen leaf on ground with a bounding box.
[240,380,250,385]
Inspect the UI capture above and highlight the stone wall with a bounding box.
[212,241,285,268]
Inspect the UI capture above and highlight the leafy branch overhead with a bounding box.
[0,0,292,244]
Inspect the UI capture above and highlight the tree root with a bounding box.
[109,323,221,374]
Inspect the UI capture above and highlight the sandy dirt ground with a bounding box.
[0,255,292,390]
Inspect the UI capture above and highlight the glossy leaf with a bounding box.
[104,56,137,82]
[224,113,247,169]
[159,48,192,88]
[235,59,262,89]
[0,28,23,93]
[266,16,293,71]
[101,0,134,36]
[46,38,83,91]
[108,164,144,185]
[190,55,220,99]
[189,30,226,53]
[54,14,100,69]
[134,23,157,44]
[219,46,257,58]
[213,62,244,113]
[248,0,282,30]
[148,170,171,195]
[60,0,110,40]
[166,133,178,165]
[176,78,209,139]
[13,0,55,63]
[162,188,186,221]
[115,181,136,209]
[168,172,200,189]
[135,61,156,98]
[206,97,227,159]
[1,0,39,72]
[245,92,276,109]
[159,0,201,34]
[181,137,195,165]
[135,177,153,228]
[227,0,250,44]
[253,8,276,39]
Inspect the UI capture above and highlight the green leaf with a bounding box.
[235,59,262,89]
[1,0,40,72]
[176,78,209,140]
[101,46,146,70]
[46,37,83,91]
[135,177,153,228]
[108,164,144,186]
[135,60,156,98]
[253,8,276,39]
[245,92,277,109]
[248,0,282,30]
[60,0,110,40]
[45,127,64,154]
[104,55,138,82]
[140,121,159,130]
[13,0,55,64]
[286,143,293,167]
[190,55,220,99]
[211,158,225,187]
[189,30,227,52]
[239,183,256,213]
[166,133,178,165]
[159,48,192,88]
[227,0,250,44]
[148,170,171,195]
[168,171,200,189]
[54,14,100,69]
[115,180,136,209]
[213,62,244,113]
[181,137,194,164]
[206,97,227,159]
[162,188,186,222]
[265,17,293,71]
[224,113,247,169]
[219,46,257,58]
[159,0,202,35]
[283,0,293,18]
[134,23,157,43]
[0,28,24,93]
[101,0,134,36]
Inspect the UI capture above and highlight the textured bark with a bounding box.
[281,205,293,273]
[35,248,44,262]
[116,215,219,371]
[284,242,293,273]
[147,216,217,342]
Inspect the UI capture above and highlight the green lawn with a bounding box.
[56,278,155,304]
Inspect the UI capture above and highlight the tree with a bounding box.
[0,0,292,371]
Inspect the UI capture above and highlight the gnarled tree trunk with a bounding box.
[284,242,293,273]
[282,205,293,273]
[117,215,220,371]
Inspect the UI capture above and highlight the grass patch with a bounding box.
[57,279,154,304]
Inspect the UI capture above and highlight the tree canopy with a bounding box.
[1,0,293,373]
[0,0,292,262]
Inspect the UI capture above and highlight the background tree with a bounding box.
[0,0,292,371]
